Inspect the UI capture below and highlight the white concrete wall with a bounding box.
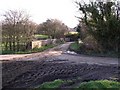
[32,41,42,49]
[32,39,53,49]
[32,39,64,49]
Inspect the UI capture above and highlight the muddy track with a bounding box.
[2,60,119,90]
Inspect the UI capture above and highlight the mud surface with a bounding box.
[2,60,119,89]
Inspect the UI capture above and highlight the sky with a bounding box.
[0,0,89,28]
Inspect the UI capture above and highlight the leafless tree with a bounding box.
[37,19,68,39]
[2,10,36,51]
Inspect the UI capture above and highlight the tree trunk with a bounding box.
[17,40,20,51]
[9,36,12,51]
[13,36,16,51]
[5,42,8,51]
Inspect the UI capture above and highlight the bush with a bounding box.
[83,35,101,52]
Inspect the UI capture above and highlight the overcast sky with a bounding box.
[0,0,90,28]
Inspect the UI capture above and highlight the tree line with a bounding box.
[1,10,68,52]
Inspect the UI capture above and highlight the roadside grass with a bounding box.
[1,40,65,55]
[69,42,80,52]
[75,80,120,90]
[69,42,119,58]
[35,79,120,89]
[1,44,54,54]
[31,44,54,53]
[38,79,65,89]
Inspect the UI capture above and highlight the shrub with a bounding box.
[83,35,100,53]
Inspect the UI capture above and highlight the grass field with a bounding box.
[34,34,49,40]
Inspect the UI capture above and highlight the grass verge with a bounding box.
[35,79,120,89]
[69,42,119,58]
[34,79,68,90]
[1,44,54,54]
[75,80,120,90]
[69,42,80,52]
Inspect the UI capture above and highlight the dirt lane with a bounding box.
[55,54,118,65]
[0,42,118,65]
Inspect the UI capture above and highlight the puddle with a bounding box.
[63,51,77,55]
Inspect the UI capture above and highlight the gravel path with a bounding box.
[1,42,119,89]
[0,42,118,65]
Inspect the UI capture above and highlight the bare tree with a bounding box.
[2,10,36,51]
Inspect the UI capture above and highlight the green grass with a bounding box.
[35,34,49,40]
[69,42,80,51]
[1,44,54,54]
[35,79,65,90]
[35,79,73,90]
[75,80,120,90]
[35,79,120,90]
[31,45,54,53]
[1,50,15,54]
